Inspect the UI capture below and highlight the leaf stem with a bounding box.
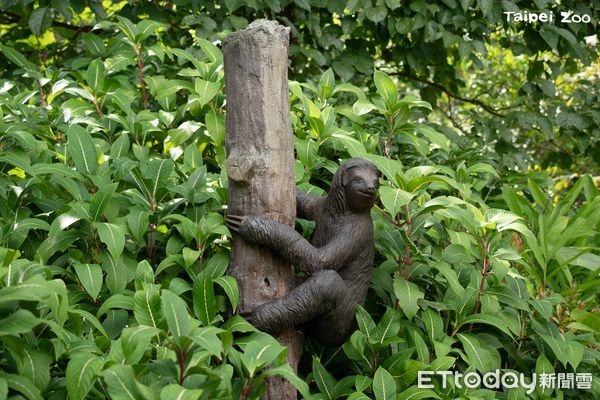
[134,44,149,109]
[197,243,203,272]
[240,379,251,400]
[396,213,403,277]
[92,97,104,117]
[36,38,47,106]
[147,223,155,263]
[404,204,412,281]
[472,235,489,316]
[177,349,186,385]
[384,114,395,158]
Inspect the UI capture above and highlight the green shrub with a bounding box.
[0,5,599,400]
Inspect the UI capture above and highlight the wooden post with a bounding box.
[223,20,301,399]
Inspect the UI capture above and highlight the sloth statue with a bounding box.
[226,157,379,346]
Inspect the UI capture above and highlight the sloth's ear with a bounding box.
[342,165,359,187]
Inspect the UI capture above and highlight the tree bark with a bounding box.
[223,20,301,400]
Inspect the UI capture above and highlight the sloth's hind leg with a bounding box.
[249,269,346,333]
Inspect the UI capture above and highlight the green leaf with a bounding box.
[329,132,367,157]
[82,33,105,56]
[146,158,175,200]
[194,78,220,107]
[102,365,149,400]
[459,313,515,338]
[0,309,40,336]
[100,252,128,294]
[457,333,500,372]
[69,308,109,338]
[0,372,42,400]
[161,289,190,338]
[352,99,377,116]
[127,210,150,243]
[136,260,154,289]
[110,133,130,159]
[479,0,493,17]
[160,384,204,400]
[74,263,103,301]
[96,223,125,260]
[393,278,424,320]
[397,386,441,400]
[421,308,445,342]
[66,353,105,400]
[28,7,53,37]
[115,16,138,42]
[86,59,106,94]
[374,70,397,107]
[67,125,98,175]
[347,392,370,400]
[182,247,201,268]
[0,45,37,70]
[487,287,529,311]
[373,367,396,400]
[197,38,223,64]
[223,315,257,333]
[372,307,401,344]
[121,326,160,364]
[133,287,167,330]
[294,138,320,168]
[193,274,216,326]
[430,356,456,372]
[540,335,584,369]
[183,143,203,169]
[13,218,50,235]
[136,19,162,42]
[570,309,600,333]
[398,94,432,110]
[535,354,554,397]
[89,183,117,222]
[355,304,376,340]
[545,25,577,45]
[213,276,239,312]
[363,154,403,187]
[313,357,337,400]
[366,6,388,23]
[409,328,430,363]
[0,377,6,399]
[264,364,313,400]
[414,124,450,150]
[97,293,134,317]
[434,263,465,297]
[31,163,84,181]
[243,335,286,377]
[0,276,66,306]
[205,108,225,144]
[191,326,223,356]
[379,186,414,219]
[318,68,335,98]
[556,247,600,271]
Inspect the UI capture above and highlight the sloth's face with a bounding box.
[344,167,379,212]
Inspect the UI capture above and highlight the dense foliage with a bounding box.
[0,1,599,399]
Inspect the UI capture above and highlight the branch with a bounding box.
[1,11,93,33]
[397,71,510,117]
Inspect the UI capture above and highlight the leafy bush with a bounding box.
[0,2,599,400]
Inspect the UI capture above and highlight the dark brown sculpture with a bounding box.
[226,158,379,346]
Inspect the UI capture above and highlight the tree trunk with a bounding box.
[223,20,301,400]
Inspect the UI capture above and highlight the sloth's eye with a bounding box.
[353,177,364,183]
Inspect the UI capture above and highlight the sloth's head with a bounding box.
[330,158,379,213]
